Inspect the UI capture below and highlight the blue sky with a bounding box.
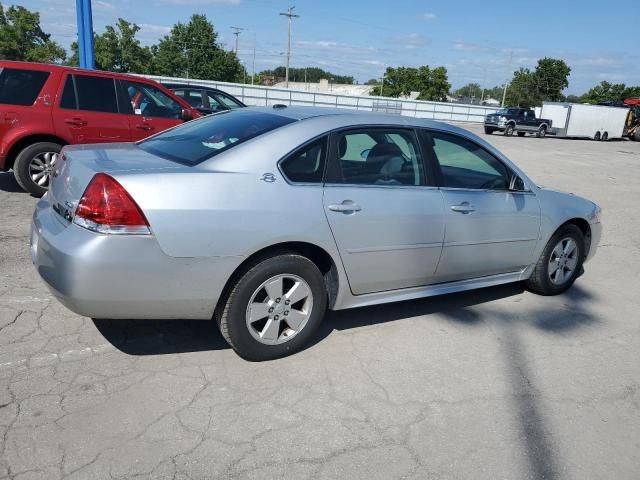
[15,0,639,94]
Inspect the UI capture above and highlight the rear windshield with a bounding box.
[138,110,296,165]
[0,68,50,106]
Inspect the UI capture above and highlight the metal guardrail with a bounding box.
[143,75,498,124]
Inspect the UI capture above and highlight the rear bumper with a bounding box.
[30,198,242,320]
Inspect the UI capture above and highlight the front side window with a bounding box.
[215,92,243,109]
[74,74,118,113]
[332,129,425,186]
[138,110,296,165]
[280,137,327,183]
[0,68,49,106]
[430,132,510,190]
[122,81,182,119]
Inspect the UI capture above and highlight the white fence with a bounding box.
[144,75,498,124]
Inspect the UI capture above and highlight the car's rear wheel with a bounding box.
[601,132,608,141]
[593,131,601,141]
[13,142,62,197]
[216,253,327,361]
[536,125,547,138]
[504,124,514,136]
[525,224,585,295]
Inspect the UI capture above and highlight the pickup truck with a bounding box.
[484,108,552,138]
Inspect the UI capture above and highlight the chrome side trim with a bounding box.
[346,242,443,254]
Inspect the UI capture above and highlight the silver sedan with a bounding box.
[31,107,602,360]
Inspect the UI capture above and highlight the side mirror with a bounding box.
[509,175,527,192]
[181,108,193,121]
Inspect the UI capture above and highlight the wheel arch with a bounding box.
[558,218,592,259]
[5,134,68,170]
[214,241,341,319]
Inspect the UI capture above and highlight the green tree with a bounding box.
[504,58,571,107]
[580,81,640,104]
[505,68,539,107]
[151,14,244,82]
[454,82,482,99]
[70,19,152,72]
[369,65,450,101]
[258,66,354,84]
[365,78,380,86]
[0,4,65,63]
[535,57,571,101]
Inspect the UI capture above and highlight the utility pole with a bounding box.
[501,51,514,107]
[231,26,244,55]
[380,73,385,97]
[279,6,299,88]
[251,34,256,86]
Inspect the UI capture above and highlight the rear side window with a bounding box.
[280,137,327,183]
[74,74,118,113]
[138,111,296,165]
[0,68,49,106]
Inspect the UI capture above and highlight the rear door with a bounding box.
[0,65,56,164]
[52,72,131,144]
[119,80,186,141]
[323,127,445,295]
[425,130,540,282]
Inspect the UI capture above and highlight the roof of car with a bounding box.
[0,60,159,82]
[161,82,225,91]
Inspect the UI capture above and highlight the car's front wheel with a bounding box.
[13,142,62,196]
[484,127,495,135]
[217,253,327,361]
[525,224,585,295]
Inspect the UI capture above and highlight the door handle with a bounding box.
[451,203,475,214]
[328,200,362,214]
[64,117,87,127]
[135,123,154,131]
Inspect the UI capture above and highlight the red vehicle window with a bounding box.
[0,68,49,106]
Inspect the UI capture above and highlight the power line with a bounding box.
[279,6,299,88]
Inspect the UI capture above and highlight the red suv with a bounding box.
[0,61,201,195]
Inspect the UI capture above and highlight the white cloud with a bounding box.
[139,23,172,36]
[297,41,338,49]
[94,0,115,9]
[421,13,437,20]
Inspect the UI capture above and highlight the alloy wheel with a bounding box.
[29,151,58,188]
[245,274,313,345]
[548,237,580,285]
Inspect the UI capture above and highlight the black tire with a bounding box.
[517,132,526,137]
[634,129,640,142]
[13,142,62,196]
[484,127,495,135]
[216,253,327,361]
[525,224,585,296]
[593,131,601,141]
[601,132,608,141]
[536,125,547,138]
[504,124,514,137]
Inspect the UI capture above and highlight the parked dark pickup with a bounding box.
[484,108,552,137]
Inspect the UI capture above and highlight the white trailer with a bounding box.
[541,102,630,140]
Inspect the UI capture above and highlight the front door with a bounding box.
[425,130,541,282]
[119,80,185,141]
[323,128,445,295]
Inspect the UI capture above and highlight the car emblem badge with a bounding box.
[261,173,276,183]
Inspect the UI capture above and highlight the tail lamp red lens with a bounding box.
[73,173,151,235]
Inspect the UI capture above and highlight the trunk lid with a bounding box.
[48,142,182,224]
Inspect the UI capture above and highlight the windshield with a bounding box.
[496,108,519,115]
[138,111,296,165]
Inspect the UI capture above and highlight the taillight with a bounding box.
[73,173,151,235]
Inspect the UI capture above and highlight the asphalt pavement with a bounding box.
[1,124,639,479]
